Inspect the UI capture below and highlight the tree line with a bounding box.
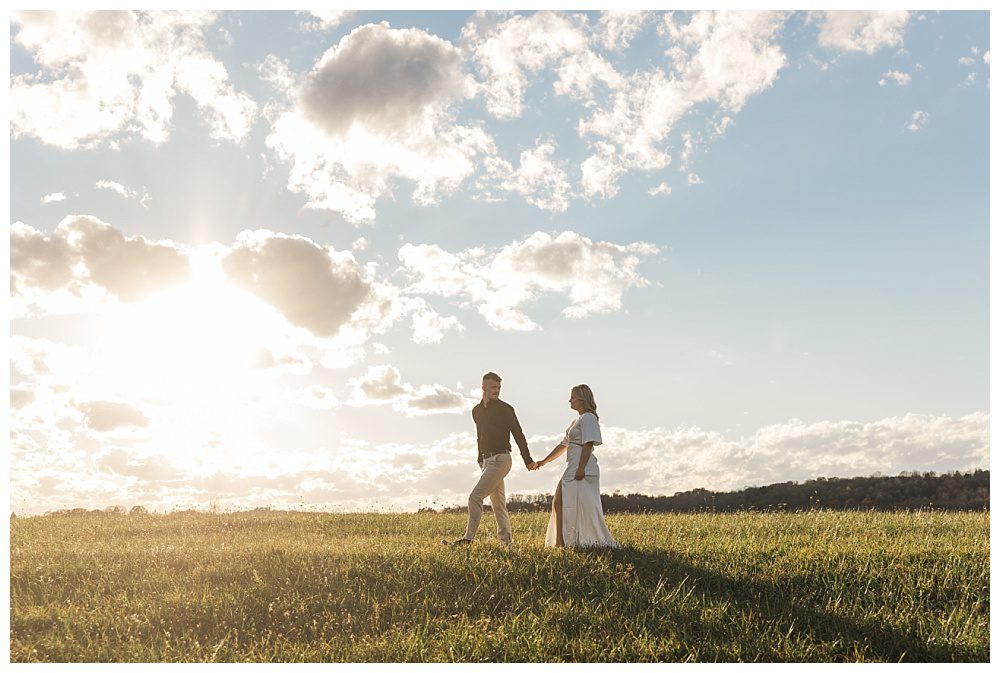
[488,469,990,514]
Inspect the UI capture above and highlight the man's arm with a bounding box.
[507,405,533,467]
[472,405,482,464]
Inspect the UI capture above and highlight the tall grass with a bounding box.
[9,510,988,662]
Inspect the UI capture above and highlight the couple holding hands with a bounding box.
[445,371,619,549]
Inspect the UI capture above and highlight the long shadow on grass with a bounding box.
[581,546,980,663]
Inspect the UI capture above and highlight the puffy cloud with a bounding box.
[463,11,593,119]
[96,180,152,207]
[398,230,659,330]
[96,448,184,482]
[984,51,990,65]
[578,413,989,498]
[486,140,573,212]
[298,10,352,31]
[553,49,626,101]
[257,54,297,100]
[579,11,786,198]
[814,11,911,54]
[648,181,672,196]
[267,22,487,223]
[906,110,929,132]
[9,222,77,297]
[220,230,371,338]
[10,216,192,308]
[9,336,85,384]
[351,365,409,401]
[78,400,150,432]
[408,298,465,344]
[297,385,341,411]
[10,388,36,410]
[662,11,787,112]
[251,348,313,375]
[580,142,628,199]
[216,230,461,354]
[10,409,987,514]
[13,218,459,368]
[687,173,704,185]
[878,70,911,86]
[40,192,67,204]
[595,10,652,51]
[348,365,473,416]
[10,10,256,149]
[300,22,470,137]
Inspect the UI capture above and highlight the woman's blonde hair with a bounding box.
[571,384,598,420]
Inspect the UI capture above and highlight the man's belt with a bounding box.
[480,449,510,460]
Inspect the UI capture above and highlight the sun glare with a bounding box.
[97,250,283,400]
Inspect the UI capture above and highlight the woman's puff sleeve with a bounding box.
[580,412,602,446]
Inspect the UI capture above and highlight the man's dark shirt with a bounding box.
[472,399,533,466]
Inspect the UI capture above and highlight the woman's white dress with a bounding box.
[545,412,619,548]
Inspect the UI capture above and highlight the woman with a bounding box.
[534,384,618,548]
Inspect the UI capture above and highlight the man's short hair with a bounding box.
[482,371,502,383]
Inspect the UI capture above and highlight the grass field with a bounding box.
[9,510,989,662]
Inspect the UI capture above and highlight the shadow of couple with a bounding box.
[570,544,978,662]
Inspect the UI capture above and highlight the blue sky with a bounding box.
[8,9,990,514]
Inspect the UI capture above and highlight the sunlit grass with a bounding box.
[10,510,988,662]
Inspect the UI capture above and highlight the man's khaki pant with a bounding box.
[464,453,513,544]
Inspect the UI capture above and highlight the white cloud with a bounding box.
[299,22,471,138]
[348,365,473,416]
[297,385,341,411]
[12,410,985,514]
[408,299,465,345]
[78,400,150,432]
[10,216,192,311]
[579,11,786,199]
[299,10,352,31]
[267,22,489,223]
[554,48,626,102]
[588,412,988,497]
[11,388,36,410]
[463,11,593,119]
[906,110,929,132]
[579,142,627,199]
[96,180,152,207]
[12,219,462,372]
[398,230,659,330]
[250,348,313,375]
[662,11,788,112]
[648,181,672,196]
[878,70,911,86]
[10,10,256,149]
[687,172,704,185]
[595,10,652,51]
[488,140,573,212]
[96,180,132,198]
[814,11,911,54]
[984,51,990,65]
[257,54,297,101]
[40,192,67,204]
[959,56,976,66]
[220,229,371,339]
[96,448,184,482]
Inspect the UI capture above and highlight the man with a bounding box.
[445,371,537,546]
